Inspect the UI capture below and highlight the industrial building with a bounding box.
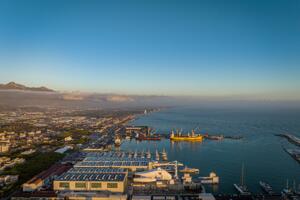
[53,172,127,193]
[22,163,71,192]
[74,157,151,172]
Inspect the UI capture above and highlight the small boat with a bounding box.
[234,184,251,195]
[155,149,160,161]
[134,150,138,158]
[281,179,293,196]
[146,149,151,159]
[179,166,199,174]
[259,181,274,195]
[161,148,168,161]
[141,150,145,158]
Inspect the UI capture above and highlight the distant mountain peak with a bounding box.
[0,81,54,92]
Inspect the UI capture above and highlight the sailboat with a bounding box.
[161,148,168,161]
[155,149,160,161]
[233,163,251,195]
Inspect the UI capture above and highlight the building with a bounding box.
[53,170,128,193]
[23,164,71,192]
[0,141,10,153]
[74,159,150,172]
[74,153,152,172]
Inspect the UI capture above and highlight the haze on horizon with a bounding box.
[0,0,299,100]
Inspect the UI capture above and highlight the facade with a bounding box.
[53,172,127,193]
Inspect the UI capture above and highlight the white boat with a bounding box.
[155,149,160,161]
[141,150,145,158]
[146,149,151,159]
[134,150,138,158]
[234,164,251,195]
[234,184,251,195]
[161,148,168,161]
[259,181,274,195]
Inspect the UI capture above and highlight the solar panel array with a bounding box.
[67,167,127,174]
[74,160,149,167]
[86,152,151,160]
[83,157,149,162]
[56,173,126,182]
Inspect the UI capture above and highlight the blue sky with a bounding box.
[0,0,299,99]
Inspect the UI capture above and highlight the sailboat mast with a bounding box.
[241,163,244,186]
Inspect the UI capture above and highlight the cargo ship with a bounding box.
[136,127,161,141]
[170,129,203,141]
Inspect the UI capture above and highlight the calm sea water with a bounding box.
[121,106,300,194]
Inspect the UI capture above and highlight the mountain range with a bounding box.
[0,82,54,92]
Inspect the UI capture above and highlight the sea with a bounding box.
[121,105,300,194]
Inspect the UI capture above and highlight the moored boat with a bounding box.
[170,129,203,141]
[259,181,274,195]
[234,164,251,195]
[180,166,199,174]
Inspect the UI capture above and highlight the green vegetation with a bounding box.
[1,152,65,197]
[59,129,91,145]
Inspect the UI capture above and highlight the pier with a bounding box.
[276,133,300,146]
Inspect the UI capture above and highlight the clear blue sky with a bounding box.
[0,0,299,99]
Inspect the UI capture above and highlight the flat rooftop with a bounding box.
[55,172,126,182]
[85,152,151,160]
[83,157,149,162]
[74,160,149,167]
[67,167,127,174]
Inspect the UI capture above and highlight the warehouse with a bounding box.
[53,172,127,193]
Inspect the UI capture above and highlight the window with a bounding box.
[75,182,87,188]
[91,182,102,188]
[107,182,118,188]
[59,182,69,188]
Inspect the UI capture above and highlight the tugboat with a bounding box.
[259,181,274,195]
[233,164,251,195]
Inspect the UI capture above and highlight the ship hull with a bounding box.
[170,136,203,141]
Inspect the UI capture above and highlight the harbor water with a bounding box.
[121,106,300,194]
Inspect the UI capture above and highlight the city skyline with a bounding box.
[0,0,300,99]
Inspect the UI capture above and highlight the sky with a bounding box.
[0,0,299,99]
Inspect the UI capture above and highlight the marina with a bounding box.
[124,106,300,194]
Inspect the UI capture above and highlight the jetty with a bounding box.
[276,133,300,146]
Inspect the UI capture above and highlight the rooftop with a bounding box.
[67,167,127,174]
[74,160,149,167]
[55,172,126,182]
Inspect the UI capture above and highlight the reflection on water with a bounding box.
[121,107,300,194]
